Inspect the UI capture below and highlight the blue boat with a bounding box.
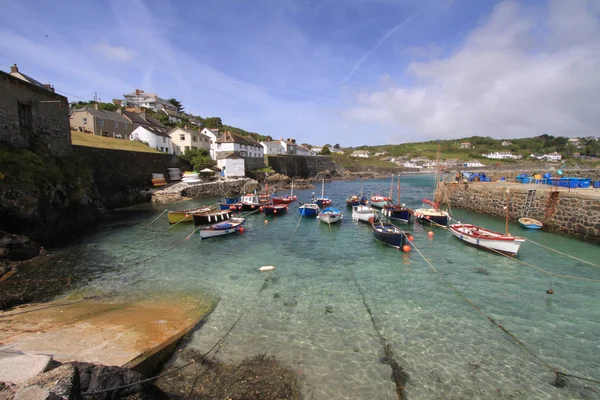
[218,195,241,210]
[299,202,320,217]
[518,217,543,230]
[371,222,407,249]
[317,207,342,224]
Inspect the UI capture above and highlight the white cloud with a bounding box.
[347,0,600,141]
[94,43,137,62]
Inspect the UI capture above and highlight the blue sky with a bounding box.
[1,0,598,146]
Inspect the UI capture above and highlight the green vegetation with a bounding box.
[253,166,275,173]
[180,148,216,171]
[70,101,118,111]
[167,98,184,113]
[331,154,397,168]
[71,131,160,153]
[320,145,331,155]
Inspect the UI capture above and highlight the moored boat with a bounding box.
[314,179,332,207]
[372,222,407,249]
[448,224,525,256]
[382,174,412,223]
[167,206,215,224]
[414,202,450,226]
[352,205,376,223]
[263,204,289,215]
[240,193,270,211]
[272,180,296,204]
[199,218,245,239]
[370,195,391,209]
[299,202,320,217]
[518,217,543,230]
[192,209,232,226]
[346,194,368,207]
[317,207,343,224]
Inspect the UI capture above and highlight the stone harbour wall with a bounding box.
[267,155,334,178]
[152,178,258,204]
[445,183,600,243]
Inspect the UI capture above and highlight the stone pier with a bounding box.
[445,182,600,243]
[151,178,258,204]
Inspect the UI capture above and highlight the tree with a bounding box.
[320,145,331,155]
[333,144,340,150]
[180,148,216,171]
[203,117,223,129]
[167,98,184,113]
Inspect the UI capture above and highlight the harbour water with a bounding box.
[56,176,599,399]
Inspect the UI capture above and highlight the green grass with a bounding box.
[331,154,398,168]
[253,166,275,173]
[71,131,159,153]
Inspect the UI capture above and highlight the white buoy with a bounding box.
[259,266,276,271]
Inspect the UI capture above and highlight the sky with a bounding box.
[1,0,598,147]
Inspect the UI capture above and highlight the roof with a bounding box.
[217,151,244,160]
[133,125,170,138]
[217,131,260,146]
[74,107,130,123]
[162,108,183,118]
[123,110,148,125]
[9,70,47,90]
[168,127,203,137]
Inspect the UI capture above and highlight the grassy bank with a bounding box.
[331,154,398,168]
[71,131,159,153]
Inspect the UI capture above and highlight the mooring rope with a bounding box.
[403,232,600,386]
[144,209,169,228]
[524,238,600,269]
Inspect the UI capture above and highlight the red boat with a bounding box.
[272,195,296,204]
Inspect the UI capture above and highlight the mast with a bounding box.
[321,178,325,198]
[291,180,294,197]
[505,187,510,235]
[397,174,400,205]
[389,175,393,200]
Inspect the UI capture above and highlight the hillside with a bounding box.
[71,131,159,153]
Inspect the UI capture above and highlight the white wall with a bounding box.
[131,127,172,153]
[217,158,245,178]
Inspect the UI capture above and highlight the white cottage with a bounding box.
[261,140,286,155]
[215,131,264,159]
[217,152,245,178]
[130,125,172,153]
[201,128,221,159]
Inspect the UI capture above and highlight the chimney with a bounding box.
[43,83,55,92]
[140,109,146,121]
[10,64,18,73]
[135,89,140,96]
[93,103,99,110]
[116,107,122,115]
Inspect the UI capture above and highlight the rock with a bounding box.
[12,364,78,400]
[265,173,291,184]
[0,355,52,384]
[0,232,42,262]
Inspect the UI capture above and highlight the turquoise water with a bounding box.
[59,176,599,399]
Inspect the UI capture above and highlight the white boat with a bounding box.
[448,224,525,256]
[352,205,376,223]
[317,207,343,224]
[199,218,245,239]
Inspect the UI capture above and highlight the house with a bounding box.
[460,142,472,149]
[410,157,430,163]
[403,161,420,168]
[217,152,245,179]
[544,152,562,162]
[70,104,133,139]
[161,107,184,124]
[482,151,520,159]
[462,160,485,167]
[187,115,203,127]
[443,159,459,167]
[530,153,545,160]
[215,131,264,159]
[374,151,387,156]
[123,89,176,112]
[130,124,172,153]
[296,145,312,156]
[201,128,221,159]
[169,127,211,155]
[501,141,512,147]
[0,65,71,155]
[332,148,344,154]
[261,140,286,155]
[351,150,369,158]
[311,146,323,154]
[280,139,297,155]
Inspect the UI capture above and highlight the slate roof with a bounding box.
[76,107,130,123]
[135,125,170,138]
[217,151,244,160]
[217,131,260,146]
[9,70,47,90]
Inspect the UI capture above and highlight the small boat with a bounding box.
[217,195,241,210]
[167,206,215,224]
[219,202,243,211]
[370,195,391,209]
[382,174,412,223]
[272,180,296,204]
[299,202,320,217]
[352,205,376,223]
[317,207,343,224]
[518,217,543,230]
[263,204,289,215]
[314,179,332,207]
[372,222,407,249]
[192,209,232,226]
[448,224,525,256]
[199,218,245,239]
[414,199,450,226]
[240,193,270,211]
[346,194,368,207]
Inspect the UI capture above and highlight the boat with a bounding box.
[518,217,543,230]
[217,195,241,210]
[317,207,343,224]
[299,202,320,217]
[352,205,376,223]
[414,141,450,226]
[240,193,270,212]
[263,203,289,215]
[313,179,332,207]
[272,181,297,204]
[382,175,412,223]
[192,209,232,226]
[448,224,525,256]
[199,218,245,239]
[346,193,368,207]
[371,221,407,249]
[219,202,243,211]
[369,195,391,209]
[167,206,215,224]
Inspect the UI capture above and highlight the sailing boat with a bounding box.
[272,180,296,204]
[372,220,407,249]
[313,179,332,207]
[382,175,412,223]
[414,141,450,226]
[449,186,525,256]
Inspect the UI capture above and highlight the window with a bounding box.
[180,134,185,141]
[217,143,221,149]
[18,102,33,131]
[192,136,197,142]
[98,119,104,127]
[124,123,128,130]
[163,137,166,143]
[114,121,118,129]
[82,117,87,125]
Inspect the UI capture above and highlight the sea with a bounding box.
[55,175,600,399]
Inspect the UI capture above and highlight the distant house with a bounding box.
[187,115,203,127]
[161,107,184,124]
[216,131,264,159]
[280,139,297,155]
[70,104,133,139]
[311,146,323,154]
[403,161,420,168]
[296,145,312,156]
[351,150,369,158]
[501,141,512,147]
[530,153,545,160]
[123,89,175,112]
[374,151,387,156]
[261,140,286,155]
[443,159,459,167]
[460,142,472,149]
[544,152,562,162]
[217,152,245,179]
[130,124,172,153]
[0,64,71,155]
[410,157,431,163]
[482,151,520,159]
[462,160,485,167]
[332,148,344,154]
[169,127,211,155]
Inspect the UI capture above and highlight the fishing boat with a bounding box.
[448,224,525,256]
[369,195,391,209]
[518,217,543,230]
[199,218,245,239]
[317,207,343,224]
[217,195,241,210]
[346,194,368,207]
[192,209,232,226]
[371,221,407,249]
[313,179,332,207]
[167,206,215,224]
[414,141,450,226]
[352,205,376,223]
[272,181,296,204]
[299,202,320,217]
[382,175,412,223]
[240,193,270,212]
[263,204,289,215]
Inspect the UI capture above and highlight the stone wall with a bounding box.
[244,156,265,171]
[73,146,190,208]
[152,178,258,204]
[445,183,600,243]
[267,155,334,178]
[0,71,71,155]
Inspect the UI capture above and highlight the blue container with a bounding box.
[569,180,579,189]
[578,179,591,188]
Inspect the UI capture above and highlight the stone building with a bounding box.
[0,65,71,155]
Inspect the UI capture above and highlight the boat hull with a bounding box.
[352,205,376,223]
[200,218,245,239]
[167,207,214,224]
[317,207,343,224]
[272,196,295,204]
[314,198,332,207]
[346,195,368,207]
[414,208,449,226]
[263,205,288,215]
[449,224,525,256]
[193,210,232,226]
[518,218,543,230]
[372,223,406,249]
[299,204,319,217]
[382,206,412,223]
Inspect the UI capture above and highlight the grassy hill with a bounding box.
[71,131,160,153]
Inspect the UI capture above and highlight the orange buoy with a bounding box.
[368,217,375,224]
[428,231,434,237]
[252,205,255,209]
[260,206,264,211]
[238,227,245,233]
[264,219,268,224]
[408,235,414,241]
[402,245,411,253]
[274,210,277,214]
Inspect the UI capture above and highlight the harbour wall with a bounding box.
[267,155,334,178]
[445,182,600,243]
[151,178,258,204]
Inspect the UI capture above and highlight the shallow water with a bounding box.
[57,176,600,399]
